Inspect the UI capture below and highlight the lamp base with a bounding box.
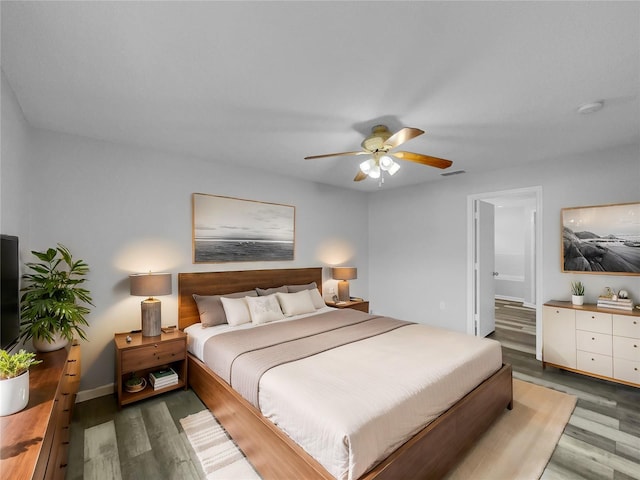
[337,280,350,302]
[141,299,162,336]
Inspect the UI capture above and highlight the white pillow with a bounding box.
[308,288,325,309]
[220,296,252,326]
[276,290,316,316]
[246,294,285,324]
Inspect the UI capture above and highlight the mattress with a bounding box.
[185,309,502,480]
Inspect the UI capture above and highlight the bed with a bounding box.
[178,267,512,480]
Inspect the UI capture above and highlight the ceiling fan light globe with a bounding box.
[379,155,394,170]
[368,166,381,179]
[359,160,371,174]
[388,162,401,176]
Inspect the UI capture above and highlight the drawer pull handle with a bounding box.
[592,337,595,340]
[591,358,595,361]
[68,359,77,363]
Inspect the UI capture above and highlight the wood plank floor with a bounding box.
[490,300,640,480]
[67,302,640,479]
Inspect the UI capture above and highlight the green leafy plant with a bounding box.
[20,244,94,343]
[0,349,42,380]
[570,281,585,296]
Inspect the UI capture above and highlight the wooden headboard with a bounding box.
[178,267,323,330]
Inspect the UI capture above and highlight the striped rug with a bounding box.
[180,410,260,479]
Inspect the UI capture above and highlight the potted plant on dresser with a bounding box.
[571,281,585,306]
[0,349,42,416]
[19,244,94,352]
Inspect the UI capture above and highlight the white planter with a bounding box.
[0,371,29,416]
[571,295,584,306]
[33,332,68,352]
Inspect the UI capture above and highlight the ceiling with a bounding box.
[2,1,638,192]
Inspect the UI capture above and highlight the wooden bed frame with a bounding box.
[178,267,513,480]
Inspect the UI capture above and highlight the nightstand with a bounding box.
[326,299,370,313]
[114,330,187,408]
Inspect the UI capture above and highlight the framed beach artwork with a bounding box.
[561,202,640,275]
[192,193,295,263]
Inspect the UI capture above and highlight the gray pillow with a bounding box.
[193,290,257,327]
[256,285,287,296]
[286,282,317,293]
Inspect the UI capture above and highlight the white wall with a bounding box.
[1,70,31,252]
[14,127,369,393]
[368,144,640,333]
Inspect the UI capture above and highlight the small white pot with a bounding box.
[572,295,584,306]
[0,371,29,416]
[33,332,68,352]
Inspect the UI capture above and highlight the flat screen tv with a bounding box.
[1,234,20,350]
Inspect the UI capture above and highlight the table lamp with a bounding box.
[332,267,357,302]
[129,272,172,336]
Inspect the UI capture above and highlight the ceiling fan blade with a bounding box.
[383,127,424,150]
[393,151,453,169]
[354,170,367,182]
[304,151,368,160]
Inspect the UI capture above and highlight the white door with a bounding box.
[476,200,495,337]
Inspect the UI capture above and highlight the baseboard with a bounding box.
[76,383,115,403]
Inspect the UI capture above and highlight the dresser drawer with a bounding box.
[576,330,612,356]
[121,339,185,373]
[576,310,612,334]
[613,358,640,385]
[577,350,612,377]
[613,314,640,339]
[613,335,640,361]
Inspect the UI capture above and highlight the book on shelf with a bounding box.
[149,368,178,389]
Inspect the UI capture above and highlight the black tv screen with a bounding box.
[1,235,20,350]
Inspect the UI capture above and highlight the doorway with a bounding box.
[467,186,543,360]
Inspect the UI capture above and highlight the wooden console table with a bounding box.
[0,341,81,480]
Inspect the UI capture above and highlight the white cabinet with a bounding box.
[543,306,576,369]
[543,301,639,388]
[612,314,640,384]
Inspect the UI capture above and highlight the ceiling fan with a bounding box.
[304,125,453,183]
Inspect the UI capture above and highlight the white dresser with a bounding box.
[543,301,639,387]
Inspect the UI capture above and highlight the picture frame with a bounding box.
[192,193,295,263]
[561,202,640,275]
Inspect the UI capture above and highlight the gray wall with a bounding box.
[368,144,640,333]
[2,72,370,394]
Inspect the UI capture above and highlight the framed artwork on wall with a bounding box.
[192,193,295,263]
[561,202,640,275]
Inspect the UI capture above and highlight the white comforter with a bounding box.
[186,315,502,480]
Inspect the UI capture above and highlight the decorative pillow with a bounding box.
[256,285,287,296]
[194,290,257,327]
[307,288,325,309]
[276,290,316,316]
[246,294,285,324]
[286,282,324,309]
[220,296,252,327]
[286,282,317,293]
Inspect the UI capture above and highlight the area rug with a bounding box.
[179,409,260,479]
[182,379,576,480]
[445,379,577,480]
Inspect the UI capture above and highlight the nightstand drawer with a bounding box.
[121,339,185,372]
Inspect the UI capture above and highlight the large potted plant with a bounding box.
[0,349,42,416]
[20,244,94,352]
